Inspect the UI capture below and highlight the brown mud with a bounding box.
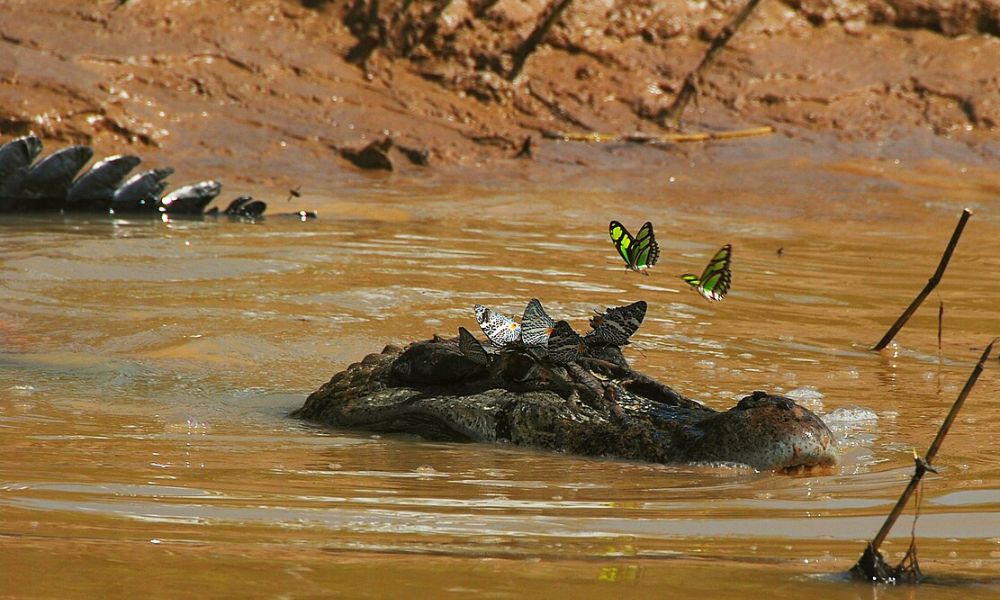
[1,0,998,189]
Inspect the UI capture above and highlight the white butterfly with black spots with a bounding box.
[474,304,521,347]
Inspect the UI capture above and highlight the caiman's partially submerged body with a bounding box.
[295,332,838,472]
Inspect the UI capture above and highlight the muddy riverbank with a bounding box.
[1,0,998,195]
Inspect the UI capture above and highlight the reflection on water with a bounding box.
[1,161,999,597]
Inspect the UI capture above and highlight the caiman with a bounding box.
[0,134,268,217]
[295,300,838,472]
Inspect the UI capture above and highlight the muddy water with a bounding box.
[1,158,999,598]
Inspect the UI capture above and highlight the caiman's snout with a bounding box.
[684,391,839,472]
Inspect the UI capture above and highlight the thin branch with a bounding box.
[871,209,972,351]
[851,337,997,581]
[508,0,575,80]
[937,300,944,351]
[661,0,764,128]
[528,83,593,130]
[923,339,995,465]
[540,125,773,143]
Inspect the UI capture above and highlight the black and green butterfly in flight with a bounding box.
[609,220,660,274]
[680,244,732,301]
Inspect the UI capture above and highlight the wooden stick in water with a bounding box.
[852,337,997,581]
[871,209,972,351]
[938,300,944,351]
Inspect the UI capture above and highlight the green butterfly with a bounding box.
[609,220,659,273]
[680,244,732,301]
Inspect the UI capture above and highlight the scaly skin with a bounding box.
[0,135,263,216]
[294,336,838,472]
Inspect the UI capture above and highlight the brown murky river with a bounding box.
[2,156,998,598]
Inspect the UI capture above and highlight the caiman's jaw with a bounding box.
[682,392,838,472]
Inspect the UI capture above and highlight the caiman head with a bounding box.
[298,295,838,473]
[379,337,838,472]
[677,391,838,472]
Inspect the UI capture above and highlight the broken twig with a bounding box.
[851,337,997,582]
[509,0,575,80]
[529,83,593,130]
[661,0,764,128]
[515,136,534,159]
[872,209,972,351]
[542,126,773,144]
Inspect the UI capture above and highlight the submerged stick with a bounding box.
[851,337,997,582]
[871,209,972,351]
[661,0,764,128]
[938,300,944,351]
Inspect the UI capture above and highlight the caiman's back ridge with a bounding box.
[0,134,268,217]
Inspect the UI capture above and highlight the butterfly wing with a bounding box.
[521,298,556,347]
[681,244,732,301]
[680,273,702,288]
[458,326,491,366]
[609,220,637,269]
[586,300,647,346]
[630,222,660,271]
[610,221,659,272]
[588,309,605,331]
[547,320,585,364]
[474,304,521,347]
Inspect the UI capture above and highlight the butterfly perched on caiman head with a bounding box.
[458,326,492,367]
[609,220,659,274]
[680,244,732,301]
[474,304,521,347]
[586,300,647,346]
[547,320,587,365]
[520,298,556,348]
